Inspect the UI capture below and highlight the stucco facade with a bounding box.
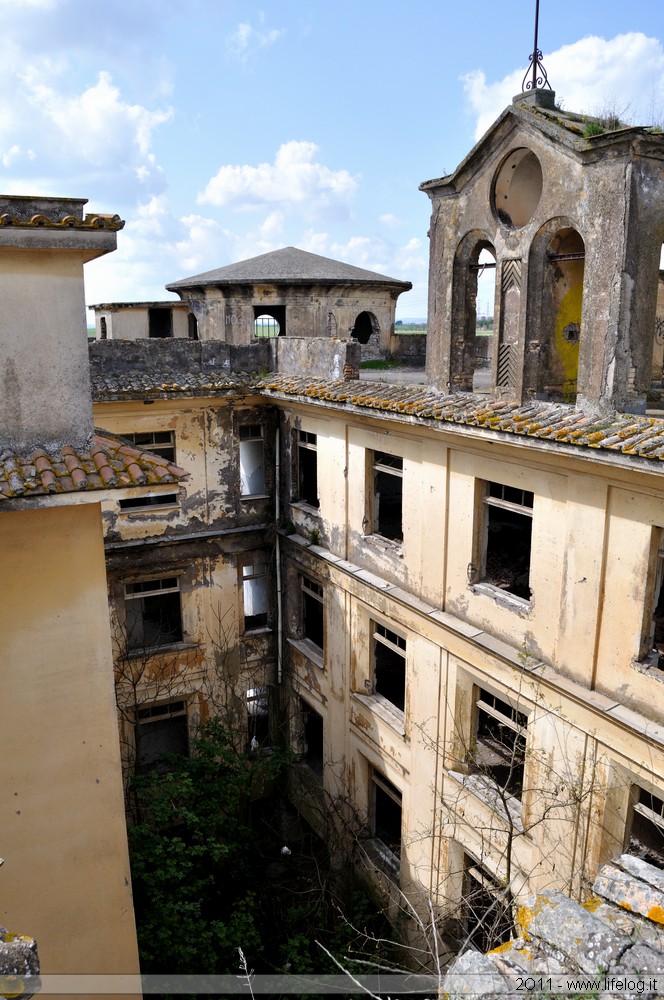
[90,300,193,341]
[79,93,664,960]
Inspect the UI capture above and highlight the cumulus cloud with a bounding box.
[464,32,664,140]
[197,140,358,221]
[0,55,172,202]
[227,16,284,64]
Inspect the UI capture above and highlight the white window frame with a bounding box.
[297,430,319,508]
[371,451,403,542]
[122,430,176,465]
[239,424,266,497]
[123,577,183,651]
[242,562,269,632]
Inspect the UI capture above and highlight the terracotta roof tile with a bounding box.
[0,432,187,500]
[257,374,664,465]
[91,369,251,401]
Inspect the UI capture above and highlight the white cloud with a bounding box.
[379,213,401,228]
[464,32,664,140]
[197,140,358,221]
[227,16,284,64]
[0,56,172,203]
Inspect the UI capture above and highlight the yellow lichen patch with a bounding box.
[487,940,513,955]
[582,897,602,912]
[647,905,664,924]
[517,904,533,939]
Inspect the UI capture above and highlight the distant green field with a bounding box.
[395,323,427,333]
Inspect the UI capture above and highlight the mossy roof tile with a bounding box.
[0,432,187,499]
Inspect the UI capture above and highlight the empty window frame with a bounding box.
[462,852,512,953]
[300,698,324,778]
[371,770,402,859]
[297,431,319,508]
[247,687,270,749]
[122,431,176,465]
[302,576,324,650]
[474,688,527,799]
[373,623,406,713]
[480,482,533,600]
[372,452,403,542]
[135,700,189,774]
[124,577,183,651]
[239,425,266,496]
[641,534,664,664]
[243,563,269,632]
[627,786,664,869]
[148,307,173,338]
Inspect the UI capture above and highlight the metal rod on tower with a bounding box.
[522,0,551,93]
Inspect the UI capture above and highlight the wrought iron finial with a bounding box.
[522,0,551,92]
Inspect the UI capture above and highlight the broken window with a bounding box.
[480,481,533,600]
[474,688,527,799]
[372,769,402,860]
[372,451,403,542]
[247,687,270,749]
[135,700,189,774]
[300,698,324,778]
[627,786,664,869]
[122,431,176,465]
[302,576,324,651]
[124,577,183,651]
[297,430,319,508]
[462,852,513,953]
[373,623,406,713]
[148,307,173,338]
[239,425,266,496]
[242,563,269,632]
[641,534,664,665]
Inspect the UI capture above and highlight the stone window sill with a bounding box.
[288,636,324,668]
[353,692,406,736]
[124,640,199,660]
[470,582,531,614]
[447,769,524,833]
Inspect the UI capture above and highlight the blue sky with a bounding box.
[0,0,662,319]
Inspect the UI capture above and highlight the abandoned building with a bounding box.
[164,245,412,356]
[3,77,664,982]
[90,299,195,341]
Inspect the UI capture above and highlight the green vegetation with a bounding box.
[583,121,605,138]
[394,322,427,333]
[128,718,394,979]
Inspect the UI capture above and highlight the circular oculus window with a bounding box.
[492,148,543,229]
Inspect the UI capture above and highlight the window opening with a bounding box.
[122,430,176,464]
[297,430,319,508]
[247,687,270,749]
[481,482,533,599]
[135,700,188,774]
[100,316,108,340]
[119,493,178,511]
[300,699,324,777]
[462,853,513,952]
[475,688,527,799]
[373,623,406,712]
[373,451,403,542]
[351,310,376,345]
[253,305,285,337]
[239,425,266,496]
[187,313,198,340]
[473,248,496,391]
[243,563,269,631]
[627,787,664,869]
[642,538,664,665]
[302,576,324,650]
[124,578,183,650]
[372,770,402,859]
[148,307,173,338]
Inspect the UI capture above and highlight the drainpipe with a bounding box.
[275,422,283,684]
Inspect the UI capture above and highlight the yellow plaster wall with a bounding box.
[0,503,139,981]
